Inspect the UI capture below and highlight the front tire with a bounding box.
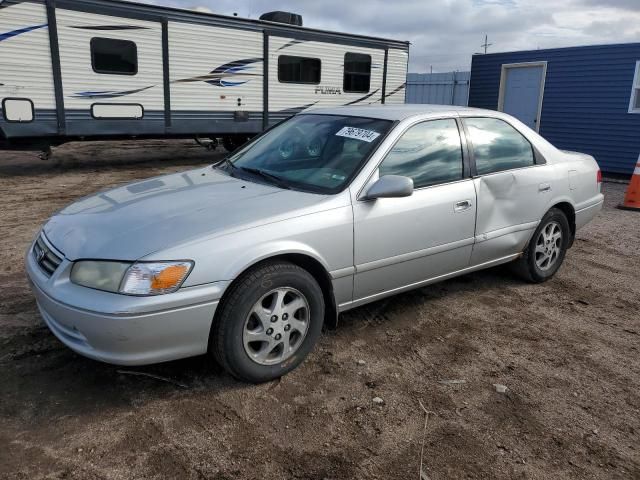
[514,208,571,283]
[210,261,325,383]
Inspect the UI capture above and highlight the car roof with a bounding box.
[303,104,491,121]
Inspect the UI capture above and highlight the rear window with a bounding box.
[278,55,321,84]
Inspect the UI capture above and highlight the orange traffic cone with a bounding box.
[618,155,640,211]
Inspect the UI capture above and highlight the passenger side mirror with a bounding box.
[365,175,414,200]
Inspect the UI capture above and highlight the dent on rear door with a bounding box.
[471,167,550,265]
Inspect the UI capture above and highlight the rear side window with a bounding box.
[278,55,321,84]
[343,52,371,93]
[91,37,137,75]
[379,119,464,188]
[464,117,535,175]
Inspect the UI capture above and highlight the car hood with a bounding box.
[44,166,336,261]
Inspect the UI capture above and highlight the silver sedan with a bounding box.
[26,105,604,382]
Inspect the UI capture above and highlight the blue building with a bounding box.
[468,43,640,175]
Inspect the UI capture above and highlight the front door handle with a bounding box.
[539,183,551,193]
[454,199,473,212]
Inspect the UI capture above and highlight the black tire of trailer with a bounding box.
[221,135,251,153]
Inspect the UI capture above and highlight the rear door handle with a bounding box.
[454,200,473,212]
[539,183,551,192]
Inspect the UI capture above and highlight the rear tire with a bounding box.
[209,261,324,383]
[513,208,571,283]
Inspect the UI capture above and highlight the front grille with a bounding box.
[33,234,63,277]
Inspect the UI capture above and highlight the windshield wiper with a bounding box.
[215,157,236,172]
[238,167,291,190]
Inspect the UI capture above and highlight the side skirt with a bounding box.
[337,253,521,312]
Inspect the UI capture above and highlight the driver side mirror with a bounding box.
[365,175,414,200]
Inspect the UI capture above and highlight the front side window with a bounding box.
[379,119,464,188]
[278,55,321,84]
[91,37,137,75]
[464,117,535,175]
[223,114,392,194]
[343,52,371,93]
[629,60,640,113]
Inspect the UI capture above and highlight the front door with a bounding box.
[352,118,477,302]
[500,64,545,131]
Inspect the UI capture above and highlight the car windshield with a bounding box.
[221,114,394,194]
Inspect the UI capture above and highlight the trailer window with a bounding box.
[278,55,321,84]
[343,53,371,93]
[91,37,137,75]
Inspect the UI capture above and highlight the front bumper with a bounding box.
[26,238,228,366]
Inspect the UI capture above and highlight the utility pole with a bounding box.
[481,34,492,54]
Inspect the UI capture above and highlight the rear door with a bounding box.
[55,6,164,135]
[352,117,476,301]
[462,116,553,265]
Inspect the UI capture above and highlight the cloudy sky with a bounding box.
[141,0,640,72]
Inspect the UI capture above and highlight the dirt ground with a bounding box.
[0,140,639,480]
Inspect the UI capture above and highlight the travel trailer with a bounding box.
[0,0,409,152]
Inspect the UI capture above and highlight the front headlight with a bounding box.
[70,261,130,293]
[70,260,193,295]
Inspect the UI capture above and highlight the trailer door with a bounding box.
[54,7,164,136]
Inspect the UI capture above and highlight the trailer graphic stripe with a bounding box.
[173,58,263,87]
[277,39,306,51]
[345,89,380,105]
[384,82,406,98]
[70,85,155,99]
[0,24,47,43]
[70,25,150,30]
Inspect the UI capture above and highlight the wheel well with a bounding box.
[217,254,339,330]
[551,202,576,247]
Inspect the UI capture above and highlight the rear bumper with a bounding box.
[575,196,604,230]
[26,238,227,366]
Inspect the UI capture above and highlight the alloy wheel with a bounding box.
[534,220,563,271]
[242,287,310,365]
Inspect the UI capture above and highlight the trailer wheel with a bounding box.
[38,146,53,161]
[221,136,240,153]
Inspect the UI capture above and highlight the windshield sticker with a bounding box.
[335,126,380,143]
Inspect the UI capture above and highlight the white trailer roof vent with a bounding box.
[259,11,303,27]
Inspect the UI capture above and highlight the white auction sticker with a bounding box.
[335,126,381,143]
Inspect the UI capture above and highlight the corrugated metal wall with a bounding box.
[406,71,470,106]
[468,43,640,175]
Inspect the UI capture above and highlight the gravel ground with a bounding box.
[0,140,639,479]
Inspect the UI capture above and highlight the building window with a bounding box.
[379,119,463,188]
[91,37,137,75]
[464,117,535,175]
[629,61,640,113]
[278,55,321,84]
[343,52,371,93]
